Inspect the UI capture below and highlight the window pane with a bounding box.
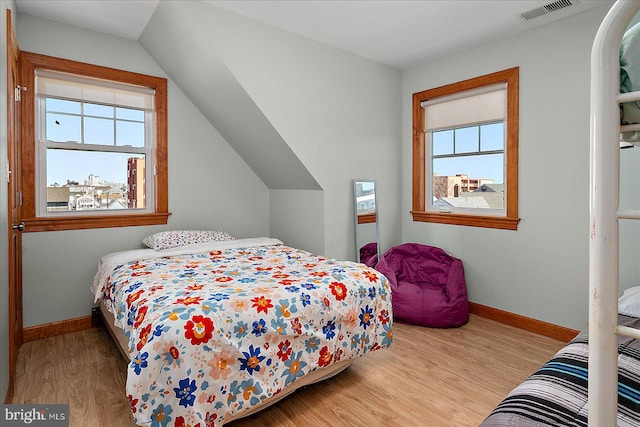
[84,117,114,145]
[480,122,504,151]
[433,153,504,184]
[355,181,376,215]
[46,148,145,211]
[84,103,114,118]
[116,107,144,121]
[116,120,145,147]
[432,153,504,209]
[46,98,80,114]
[433,129,453,155]
[454,126,479,154]
[45,113,81,143]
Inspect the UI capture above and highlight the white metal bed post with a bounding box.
[589,1,640,425]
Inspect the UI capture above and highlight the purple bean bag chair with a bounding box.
[375,243,469,328]
[359,242,378,268]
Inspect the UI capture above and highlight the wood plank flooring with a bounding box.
[10,314,567,427]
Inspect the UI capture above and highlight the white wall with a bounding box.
[403,5,620,331]
[0,0,17,401]
[16,14,270,327]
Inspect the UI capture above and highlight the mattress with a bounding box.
[93,237,393,426]
[100,300,352,424]
[480,315,640,426]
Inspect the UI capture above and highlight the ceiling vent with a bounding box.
[520,0,577,21]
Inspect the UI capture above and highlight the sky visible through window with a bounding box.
[432,122,504,184]
[47,150,140,186]
[434,155,503,183]
[45,98,144,186]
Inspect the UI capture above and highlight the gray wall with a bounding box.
[16,14,270,327]
[14,3,404,329]
[402,4,631,331]
[1,0,17,402]
[269,189,324,255]
[139,1,403,261]
[140,2,321,193]
[185,2,404,260]
[5,0,634,358]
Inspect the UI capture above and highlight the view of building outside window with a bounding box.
[42,97,147,212]
[430,121,505,211]
[355,181,376,215]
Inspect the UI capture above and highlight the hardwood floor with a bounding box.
[11,314,567,427]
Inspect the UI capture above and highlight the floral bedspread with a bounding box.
[94,238,393,427]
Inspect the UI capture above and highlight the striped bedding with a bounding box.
[480,315,640,427]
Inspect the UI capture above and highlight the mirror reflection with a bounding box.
[353,179,380,267]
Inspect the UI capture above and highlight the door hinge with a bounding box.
[17,191,22,206]
[14,85,26,102]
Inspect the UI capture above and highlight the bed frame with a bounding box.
[590,1,640,425]
[99,301,352,424]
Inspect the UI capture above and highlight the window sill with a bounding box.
[22,212,171,232]
[357,213,377,224]
[411,211,520,230]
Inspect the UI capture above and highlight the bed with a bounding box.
[482,2,640,425]
[620,15,640,145]
[92,233,393,426]
[480,313,640,426]
[590,1,640,425]
[480,286,640,426]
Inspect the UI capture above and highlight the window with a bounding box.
[412,67,519,230]
[20,52,170,231]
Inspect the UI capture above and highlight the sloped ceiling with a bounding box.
[15,0,615,192]
[137,1,320,191]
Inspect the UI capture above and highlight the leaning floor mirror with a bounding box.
[353,179,380,267]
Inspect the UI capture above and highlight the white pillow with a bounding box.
[142,230,235,251]
[619,286,640,318]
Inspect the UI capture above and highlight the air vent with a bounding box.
[520,0,576,21]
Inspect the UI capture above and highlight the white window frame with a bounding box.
[425,120,506,217]
[34,71,157,217]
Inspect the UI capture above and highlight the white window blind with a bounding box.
[36,69,155,111]
[421,83,506,131]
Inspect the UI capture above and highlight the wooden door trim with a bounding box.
[5,7,22,403]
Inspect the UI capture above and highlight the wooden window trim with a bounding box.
[357,213,377,224]
[19,52,170,232]
[411,67,520,231]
